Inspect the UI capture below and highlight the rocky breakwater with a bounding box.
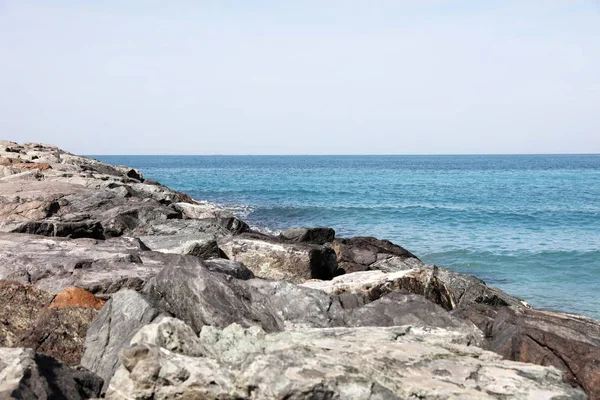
[0,141,597,399]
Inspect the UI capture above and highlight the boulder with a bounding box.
[0,281,54,347]
[0,283,103,366]
[487,306,600,399]
[0,347,103,399]
[280,227,335,245]
[0,232,251,295]
[303,269,456,310]
[81,289,161,392]
[144,264,478,337]
[331,236,421,273]
[219,233,338,282]
[19,307,99,366]
[139,233,224,259]
[104,320,585,400]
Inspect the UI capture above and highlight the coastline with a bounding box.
[0,141,598,399]
[94,153,600,320]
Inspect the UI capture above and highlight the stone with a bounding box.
[331,236,421,274]
[81,289,160,392]
[49,287,106,309]
[0,282,101,366]
[0,142,246,241]
[219,233,338,282]
[144,264,478,336]
[487,306,600,399]
[19,307,99,366]
[0,281,54,347]
[139,233,224,259]
[280,227,335,245]
[303,269,456,310]
[0,347,103,399]
[104,321,585,400]
[0,232,250,295]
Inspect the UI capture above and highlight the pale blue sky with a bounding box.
[1,1,599,154]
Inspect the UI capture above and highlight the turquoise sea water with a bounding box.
[94,155,600,320]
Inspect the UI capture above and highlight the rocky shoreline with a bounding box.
[0,141,598,399]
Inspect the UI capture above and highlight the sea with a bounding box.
[94,154,600,320]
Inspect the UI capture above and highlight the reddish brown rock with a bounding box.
[49,287,106,310]
[14,162,52,171]
[0,281,101,366]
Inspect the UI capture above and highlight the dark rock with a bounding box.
[487,306,600,399]
[0,348,103,399]
[280,227,335,245]
[331,236,421,274]
[203,258,254,280]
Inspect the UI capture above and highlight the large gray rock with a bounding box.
[138,233,223,258]
[143,264,479,337]
[303,269,456,310]
[219,233,338,282]
[0,232,251,295]
[104,319,585,400]
[372,257,527,309]
[0,347,103,399]
[81,289,160,392]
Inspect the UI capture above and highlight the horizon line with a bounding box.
[87,153,600,157]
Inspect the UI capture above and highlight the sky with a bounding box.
[1,1,599,155]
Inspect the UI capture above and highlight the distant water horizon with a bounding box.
[94,154,600,320]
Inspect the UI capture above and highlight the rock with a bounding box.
[0,142,245,240]
[144,264,478,336]
[0,232,250,295]
[19,306,99,366]
[0,281,54,347]
[487,306,600,399]
[0,347,103,399]
[105,321,585,400]
[0,283,102,366]
[81,289,161,392]
[219,233,338,282]
[371,257,527,309]
[203,258,254,280]
[49,287,106,309]
[303,269,456,310]
[331,236,421,274]
[280,227,335,245]
[139,233,224,259]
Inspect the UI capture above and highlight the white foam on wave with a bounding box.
[193,198,280,235]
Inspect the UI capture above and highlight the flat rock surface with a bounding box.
[0,232,251,295]
[105,318,586,400]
